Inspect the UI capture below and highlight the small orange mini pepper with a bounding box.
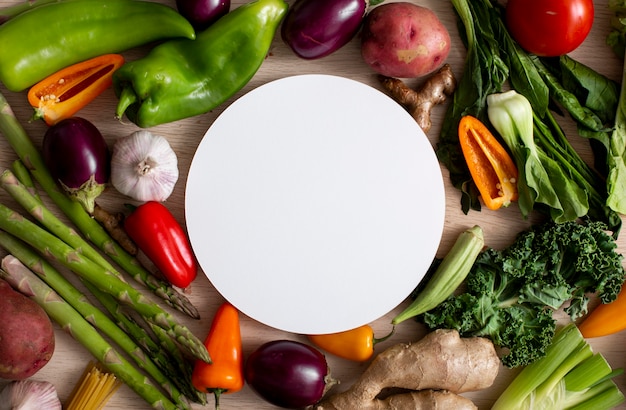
[307,324,394,362]
[192,302,244,410]
[458,115,519,210]
[578,282,626,338]
[27,54,125,125]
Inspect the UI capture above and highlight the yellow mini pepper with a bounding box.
[307,324,394,362]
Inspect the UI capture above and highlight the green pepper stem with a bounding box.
[373,326,395,345]
[115,86,137,121]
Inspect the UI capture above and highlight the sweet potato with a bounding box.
[316,329,499,409]
[361,2,451,78]
[0,278,55,380]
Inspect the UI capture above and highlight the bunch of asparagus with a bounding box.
[0,92,208,409]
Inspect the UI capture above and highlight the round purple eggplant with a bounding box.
[281,0,367,59]
[245,340,336,408]
[42,117,110,214]
[176,0,230,31]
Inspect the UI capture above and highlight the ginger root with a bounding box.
[318,389,478,410]
[315,329,499,410]
[379,64,456,133]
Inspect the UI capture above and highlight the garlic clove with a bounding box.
[110,130,179,202]
[0,380,62,410]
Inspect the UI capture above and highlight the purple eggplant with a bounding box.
[245,340,336,408]
[42,117,109,214]
[176,0,230,31]
[281,0,367,59]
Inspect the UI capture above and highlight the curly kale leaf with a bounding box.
[423,220,625,368]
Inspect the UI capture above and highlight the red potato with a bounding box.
[361,2,451,78]
[0,278,55,380]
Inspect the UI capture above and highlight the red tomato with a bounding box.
[505,0,594,57]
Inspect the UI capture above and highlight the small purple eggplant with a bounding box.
[42,117,109,214]
[176,0,230,31]
[245,340,337,408]
[281,0,368,59]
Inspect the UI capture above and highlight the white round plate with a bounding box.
[185,74,445,334]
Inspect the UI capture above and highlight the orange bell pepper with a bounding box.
[578,283,626,338]
[307,324,394,362]
[458,115,519,210]
[27,54,124,126]
[192,302,244,409]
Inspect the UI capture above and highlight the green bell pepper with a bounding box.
[113,0,288,128]
[0,0,195,92]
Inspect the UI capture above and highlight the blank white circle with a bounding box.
[185,75,445,334]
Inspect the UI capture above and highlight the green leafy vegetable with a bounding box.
[437,0,508,213]
[608,0,626,58]
[487,90,621,234]
[423,220,626,368]
[492,324,624,410]
[607,1,626,215]
[439,0,622,235]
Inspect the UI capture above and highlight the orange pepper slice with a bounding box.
[458,115,519,210]
[27,54,125,126]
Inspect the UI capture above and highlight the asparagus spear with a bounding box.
[0,202,210,363]
[0,92,199,319]
[10,160,40,202]
[84,280,208,405]
[0,257,180,410]
[0,169,199,319]
[0,235,191,409]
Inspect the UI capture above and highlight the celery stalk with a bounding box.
[493,324,625,410]
[567,379,625,410]
[564,354,614,392]
[492,324,585,410]
[531,341,593,405]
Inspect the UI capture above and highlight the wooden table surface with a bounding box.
[0,0,624,409]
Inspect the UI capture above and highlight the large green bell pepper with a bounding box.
[113,0,288,128]
[0,0,195,92]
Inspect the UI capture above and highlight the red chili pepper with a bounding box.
[192,302,244,410]
[27,54,125,126]
[124,201,197,289]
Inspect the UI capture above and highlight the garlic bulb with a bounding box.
[0,380,62,410]
[110,130,179,202]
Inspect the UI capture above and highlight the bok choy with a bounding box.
[440,0,622,236]
[607,0,626,214]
